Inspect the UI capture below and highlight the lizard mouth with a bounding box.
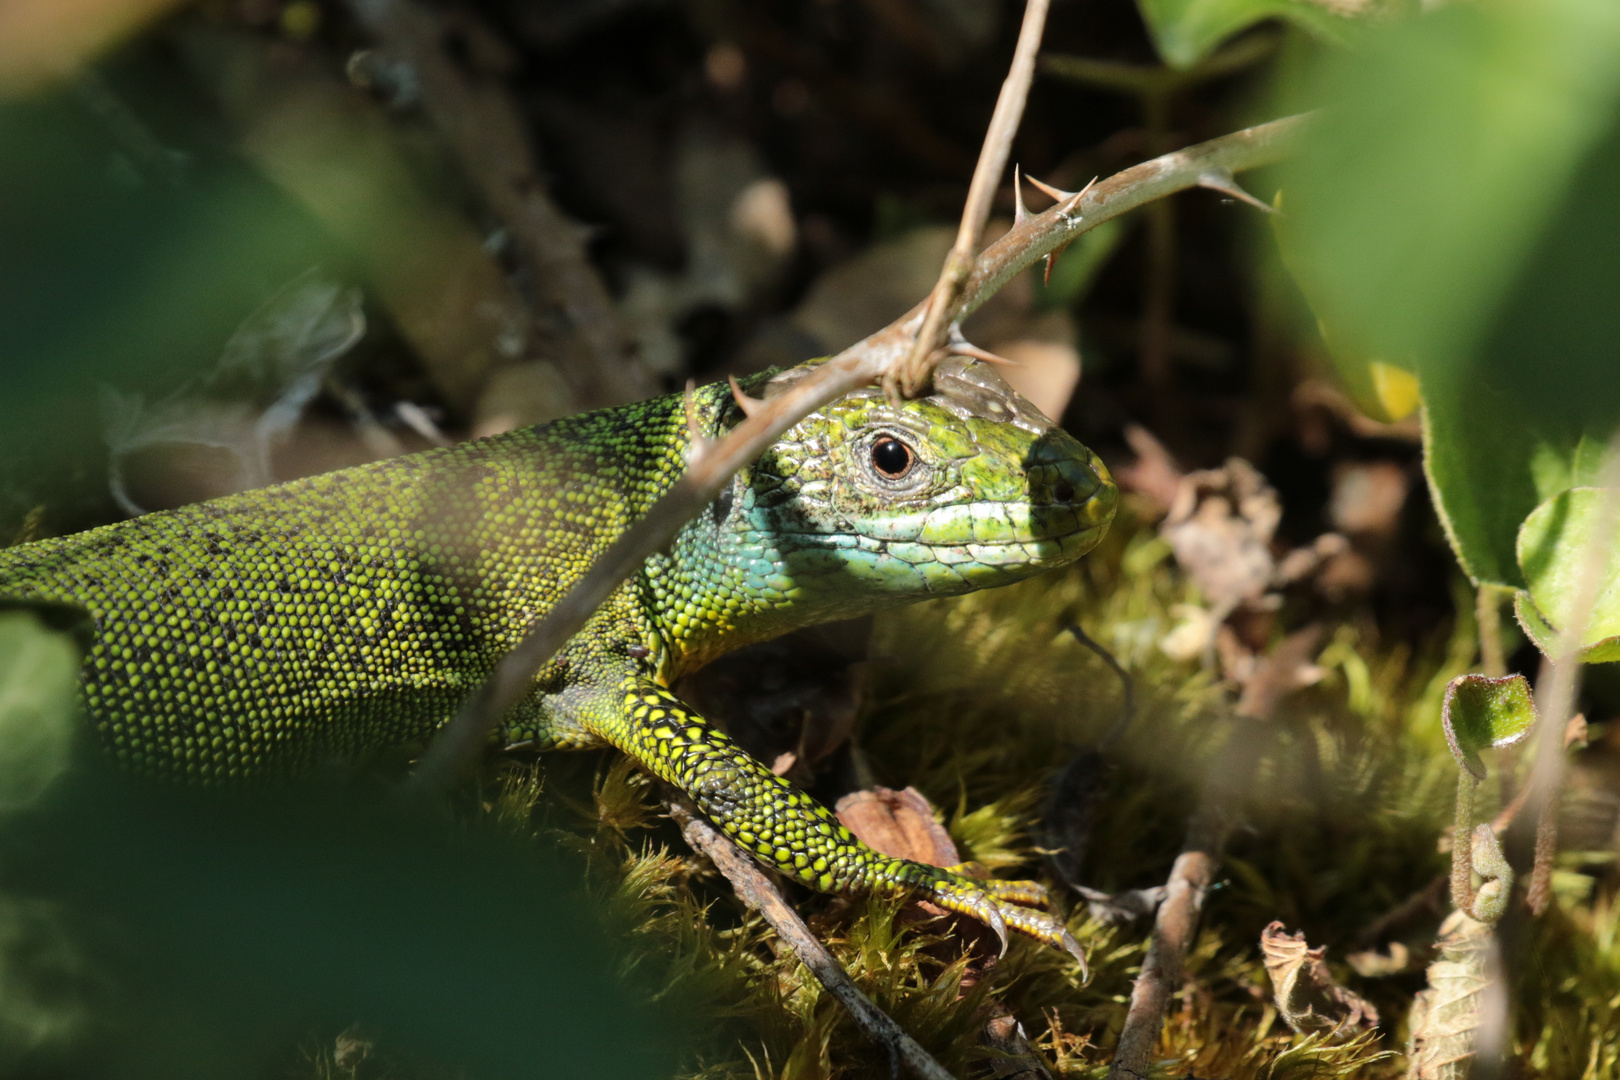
[775,508,1112,597]
[876,517,1110,572]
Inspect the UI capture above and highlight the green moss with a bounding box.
[464,517,1518,1078]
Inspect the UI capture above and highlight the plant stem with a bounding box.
[887,0,1052,400]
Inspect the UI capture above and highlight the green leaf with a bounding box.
[1513,488,1620,662]
[1275,0,1620,587]
[1441,673,1538,779]
[0,609,83,811]
[1422,118,1620,586]
[1136,0,1354,69]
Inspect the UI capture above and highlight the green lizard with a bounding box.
[0,356,1116,958]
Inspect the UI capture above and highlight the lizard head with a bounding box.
[713,356,1117,611]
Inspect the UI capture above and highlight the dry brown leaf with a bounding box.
[1236,626,1327,720]
[1329,461,1410,538]
[1260,921,1380,1036]
[1114,425,1184,517]
[1346,941,1417,978]
[1162,458,1281,615]
[835,786,961,867]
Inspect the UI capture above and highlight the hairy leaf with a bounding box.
[1136,0,1355,70]
[1276,0,1620,586]
[1515,487,1620,662]
[1440,673,1537,779]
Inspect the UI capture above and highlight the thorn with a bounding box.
[1197,168,1276,214]
[727,375,765,418]
[986,906,1009,959]
[1025,174,1077,202]
[1063,175,1098,213]
[1043,239,1074,287]
[949,341,1018,367]
[1013,165,1030,226]
[684,379,713,462]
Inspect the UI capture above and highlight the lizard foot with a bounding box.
[940,864,1053,907]
[897,865,1087,978]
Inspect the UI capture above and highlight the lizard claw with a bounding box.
[916,868,1083,967]
[1061,929,1089,982]
[985,901,1010,958]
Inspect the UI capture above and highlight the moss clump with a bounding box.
[474,519,1499,1078]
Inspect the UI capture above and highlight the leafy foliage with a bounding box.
[1517,487,1620,662]
[1275,0,1620,617]
[1135,0,1360,70]
[1440,674,1536,779]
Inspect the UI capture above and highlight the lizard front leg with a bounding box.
[583,674,1085,965]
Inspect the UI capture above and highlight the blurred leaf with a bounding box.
[0,79,346,531]
[1515,487,1620,663]
[102,269,365,513]
[0,610,81,811]
[1423,116,1620,587]
[1441,673,1537,779]
[0,0,187,95]
[0,767,680,1078]
[1276,0,1620,586]
[1136,0,1354,70]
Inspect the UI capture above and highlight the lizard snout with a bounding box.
[1025,439,1116,527]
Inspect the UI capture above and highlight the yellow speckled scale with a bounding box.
[0,357,1116,958]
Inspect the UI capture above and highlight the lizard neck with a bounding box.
[643,468,935,679]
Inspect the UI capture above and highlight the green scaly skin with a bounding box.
[0,357,1116,957]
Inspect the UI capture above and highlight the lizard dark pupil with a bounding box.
[871,438,913,478]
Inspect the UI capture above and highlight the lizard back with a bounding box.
[0,394,694,779]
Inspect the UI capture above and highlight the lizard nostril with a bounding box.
[1053,479,1076,503]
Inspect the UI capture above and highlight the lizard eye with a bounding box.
[870,437,914,479]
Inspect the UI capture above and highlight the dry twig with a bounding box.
[408,114,1309,793]
[885,0,1051,401]
[1523,435,1620,916]
[345,0,655,408]
[1105,626,1322,1080]
[667,796,959,1080]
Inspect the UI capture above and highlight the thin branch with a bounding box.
[1523,432,1620,915]
[406,114,1311,794]
[885,0,1052,400]
[960,114,1307,323]
[667,796,960,1080]
[1065,623,1135,749]
[1106,625,1321,1080]
[345,0,655,408]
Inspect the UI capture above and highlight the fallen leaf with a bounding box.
[1260,921,1380,1036]
[835,786,960,867]
[1237,626,1327,720]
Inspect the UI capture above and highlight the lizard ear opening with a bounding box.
[711,476,737,526]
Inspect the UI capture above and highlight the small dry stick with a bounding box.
[407,115,1310,794]
[667,796,959,1080]
[345,0,654,407]
[1105,626,1321,1080]
[885,0,1052,401]
[1524,433,1620,915]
